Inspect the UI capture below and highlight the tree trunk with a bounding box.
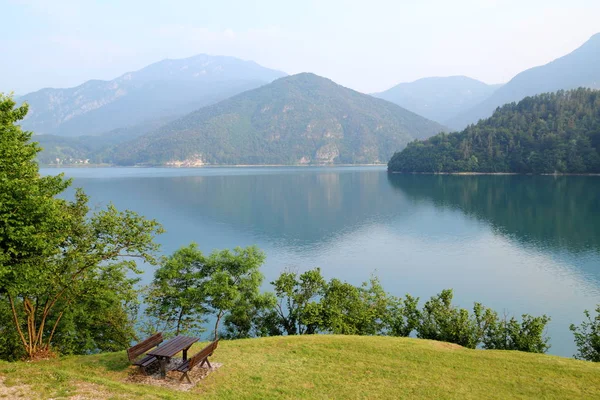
[214,311,223,341]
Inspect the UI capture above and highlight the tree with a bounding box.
[144,244,267,341]
[144,244,207,337]
[204,246,266,340]
[320,276,394,335]
[570,306,600,361]
[271,268,326,335]
[0,94,163,359]
[417,289,481,348]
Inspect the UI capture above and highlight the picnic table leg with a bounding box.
[159,357,167,379]
[183,348,188,361]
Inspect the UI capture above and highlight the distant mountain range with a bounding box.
[20,32,600,165]
[446,33,600,130]
[19,54,286,137]
[108,73,445,165]
[374,76,501,126]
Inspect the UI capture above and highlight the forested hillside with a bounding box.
[388,88,600,174]
[110,73,446,166]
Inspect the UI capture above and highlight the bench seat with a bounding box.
[133,354,158,368]
[127,332,163,374]
[175,339,219,384]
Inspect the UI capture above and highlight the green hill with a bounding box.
[388,88,600,174]
[110,73,446,166]
[1,335,599,399]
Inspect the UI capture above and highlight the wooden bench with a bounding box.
[127,332,163,374]
[175,339,219,384]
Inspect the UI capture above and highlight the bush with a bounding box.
[416,290,481,348]
[570,306,600,361]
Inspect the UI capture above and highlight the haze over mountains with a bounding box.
[447,33,600,130]
[374,76,501,126]
[19,54,286,137]
[15,32,600,166]
[110,73,445,165]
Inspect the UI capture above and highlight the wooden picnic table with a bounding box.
[147,335,199,378]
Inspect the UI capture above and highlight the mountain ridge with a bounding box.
[108,72,446,166]
[18,54,287,137]
[447,33,600,130]
[374,76,501,125]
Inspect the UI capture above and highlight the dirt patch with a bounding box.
[68,381,115,400]
[125,358,222,392]
[0,375,34,398]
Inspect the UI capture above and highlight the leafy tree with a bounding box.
[144,244,207,337]
[482,313,551,353]
[320,276,394,335]
[570,306,600,361]
[388,294,421,337]
[144,244,266,340]
[271,268,326,335]
[0,94,163,359]
[204,246,266,340]
[222,292,279,339]
[417,289,481,348]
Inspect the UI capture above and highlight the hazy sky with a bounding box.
[2,0,599,94]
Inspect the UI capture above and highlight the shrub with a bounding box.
[570,306,600,361]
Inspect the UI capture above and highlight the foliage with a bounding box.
[0,93,163,359]
[415,290,550,352]
[416,290,481,348]
[271,268,327,335]
[570,306,600,362]
[222,292,279,339]
[320,276,395,335]
[249,269,551,354]
[144,244,267,340]
[111,73,445,166]
[388,88,600,173]
[482,313,551,353]
[204,246,266,340]
[143,243,208,337]
[388,294,421,337]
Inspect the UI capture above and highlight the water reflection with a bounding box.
[387,174,600,254]
[48,168,600,357]
[387,174,600,281]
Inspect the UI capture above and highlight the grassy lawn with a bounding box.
[1,335,599,399]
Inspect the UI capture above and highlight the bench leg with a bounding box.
[159,357,167,379]
[200,358,212,369]
[179,372,192,384]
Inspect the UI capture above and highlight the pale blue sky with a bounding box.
[2,0,599,94]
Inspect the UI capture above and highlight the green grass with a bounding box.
[1,335,599,399]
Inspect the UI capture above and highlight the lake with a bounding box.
[40,166,600,357]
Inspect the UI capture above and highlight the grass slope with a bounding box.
[1,335,599,399]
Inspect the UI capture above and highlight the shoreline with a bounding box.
[389,171,600,176]
[41,163,388,169]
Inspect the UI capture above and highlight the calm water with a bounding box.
[41,166,600,357]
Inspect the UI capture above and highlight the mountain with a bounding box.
[388,88,600,174]
[18,55,286,137]
[110,73,446,166]
[448,33,600,130]
[374,76,501,125]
